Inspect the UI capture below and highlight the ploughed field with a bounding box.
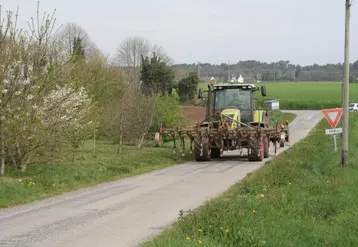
[180,106,206,125]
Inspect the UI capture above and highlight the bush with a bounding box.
[177,73,199,102]
[153,91,188,131]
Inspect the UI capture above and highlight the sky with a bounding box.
[1,0,357,66]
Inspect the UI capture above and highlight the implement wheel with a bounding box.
[280,138,285,147]
[248,136,264,162]
[194,136,211,161]
[264,136,269,158]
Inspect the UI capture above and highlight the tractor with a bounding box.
[155,83,289,162]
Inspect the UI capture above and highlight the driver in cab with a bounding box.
[227,92,242,108]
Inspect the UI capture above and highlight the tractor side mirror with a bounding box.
[198,88,203,99]
[261,86,267,97]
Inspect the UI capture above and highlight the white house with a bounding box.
[238,74,244,83]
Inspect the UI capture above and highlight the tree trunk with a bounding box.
[19,156,28,173]
[82,140,86,159]
[92,128,96,157]
[0,119,4,176]
[117,132,123,155]
[137,97,156,149]
[20,163,27,173]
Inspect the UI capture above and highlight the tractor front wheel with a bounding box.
[248,136,264,162]
[194,137,211,161]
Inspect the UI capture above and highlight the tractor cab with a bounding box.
[198,83,267,128]
[157,82,288,163]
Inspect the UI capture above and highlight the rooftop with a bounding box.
[212,83,258,89]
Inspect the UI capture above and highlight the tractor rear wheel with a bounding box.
[264,136,269,158]
[194,136,211,161]
[248,136,264,162]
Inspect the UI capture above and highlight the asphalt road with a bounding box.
[0,110,323,247]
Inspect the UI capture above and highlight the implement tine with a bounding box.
[172,136,176,154]
[189,136,194,154]
[179,134,185,156]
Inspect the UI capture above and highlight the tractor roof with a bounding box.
[212,83,258,90]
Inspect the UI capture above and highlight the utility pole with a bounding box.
[228,60,230,82]
[342,0,351,168]
[197,62,201,80]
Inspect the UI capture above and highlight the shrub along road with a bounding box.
[0,111,322,247]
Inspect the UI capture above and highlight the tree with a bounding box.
[140,53,174,95]
[72,37,85,62]
[114,36,173,83]
[54,22,98,61]
[0,4,96,174]
[349,75,356,83]
[295,65,301,80]
[177,72,199,102]
[114,36,151,83]
[152,44,173,65]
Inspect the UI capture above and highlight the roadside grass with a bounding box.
[0,139,193,208]
[198,81,358,110]
[269,110,296,128]
[142,113,358,247]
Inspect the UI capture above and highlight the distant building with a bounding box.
[238,74,244,83]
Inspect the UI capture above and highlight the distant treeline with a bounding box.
[171,60,358,83]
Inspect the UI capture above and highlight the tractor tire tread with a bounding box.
[194,137,211,161]
[248,136,264,162]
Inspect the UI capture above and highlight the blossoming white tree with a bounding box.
[0,4,95,174]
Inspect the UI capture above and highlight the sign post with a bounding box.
[322,108,343,152]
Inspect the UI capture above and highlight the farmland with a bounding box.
[198,81,358,110]
[142,113,358,247]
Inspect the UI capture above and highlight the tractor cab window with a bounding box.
[215,89,251,110]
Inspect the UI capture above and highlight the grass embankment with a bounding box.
[198,81,358,110]
[0,140,192,208]
[143,114,358,247]
[269,110,296,128]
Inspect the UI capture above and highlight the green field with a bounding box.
[198,81,358,110]
[142,114,358,247]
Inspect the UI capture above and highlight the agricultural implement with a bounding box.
[155,83,290,162]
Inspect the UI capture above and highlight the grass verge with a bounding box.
[0,140,192,208]
[270,110,296,128]
[142,113,358,247]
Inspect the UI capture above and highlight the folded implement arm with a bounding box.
[156,111,289,162]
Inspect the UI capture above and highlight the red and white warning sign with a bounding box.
[321,108,343,128]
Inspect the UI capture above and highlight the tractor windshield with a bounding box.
[215,89,251,111]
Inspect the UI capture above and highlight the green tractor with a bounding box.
[156,83,289,162]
